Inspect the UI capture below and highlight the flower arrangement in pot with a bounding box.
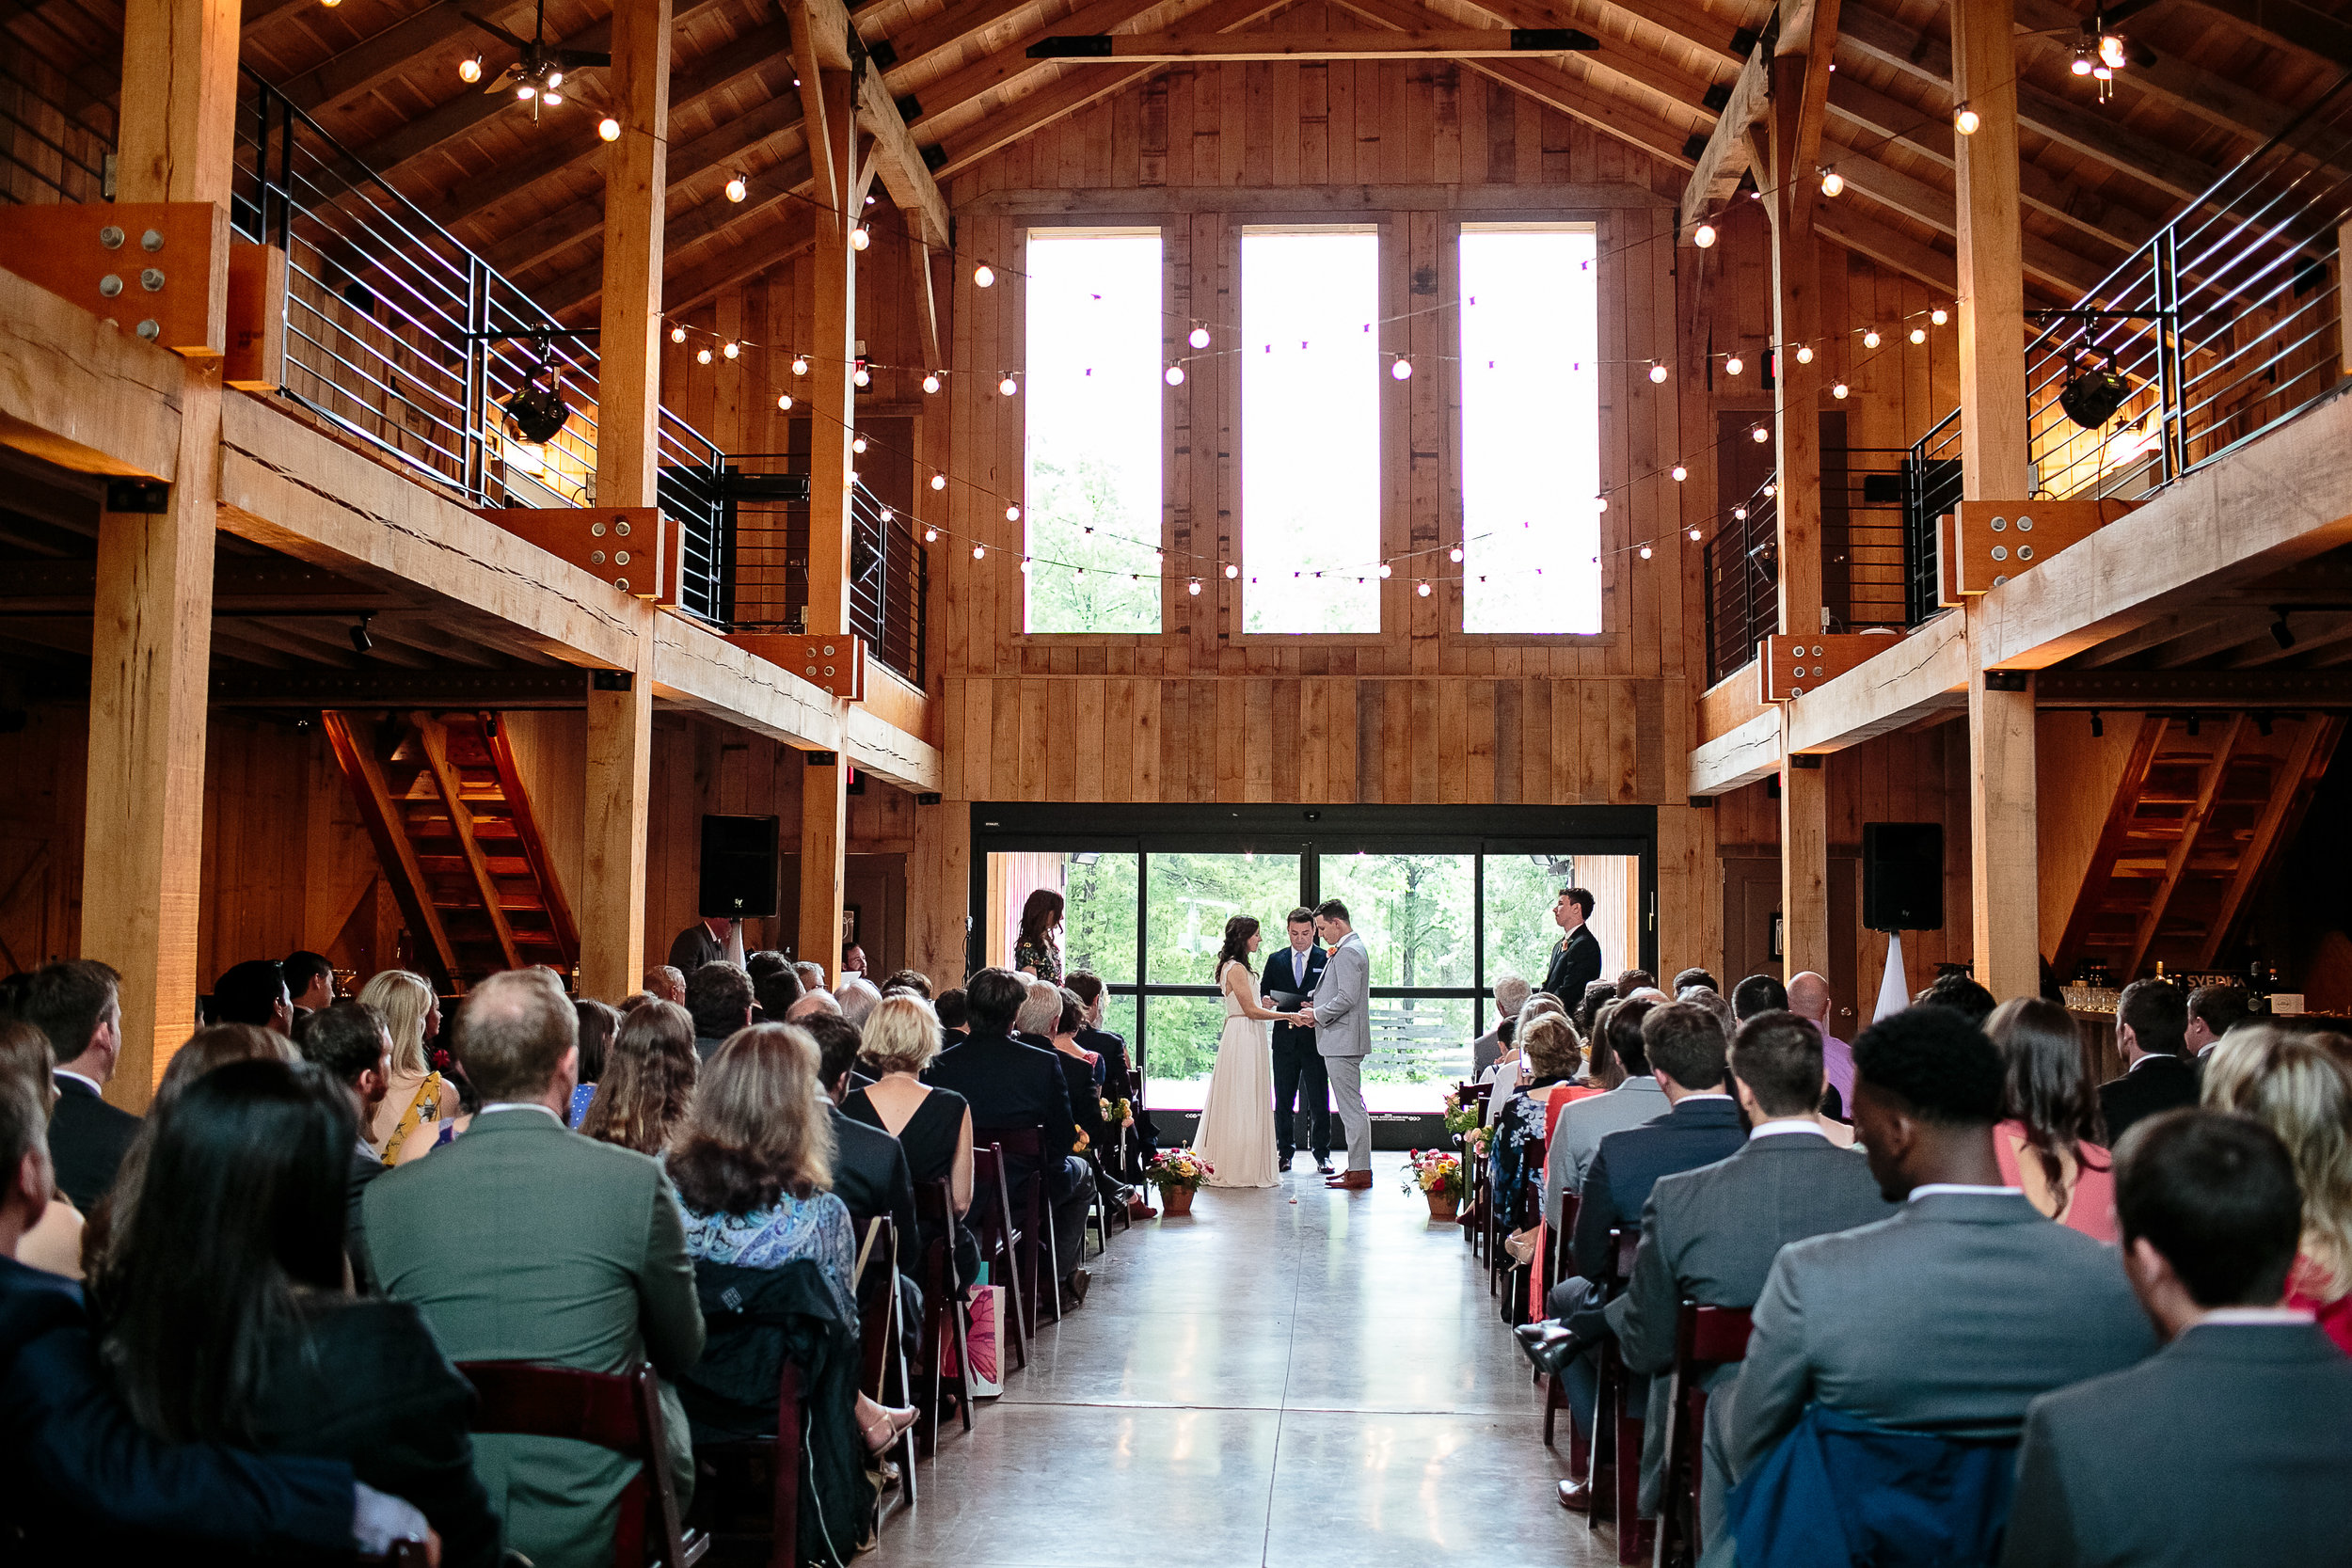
[1144,1147,1214,1216]
[1401,1149,1465,1221]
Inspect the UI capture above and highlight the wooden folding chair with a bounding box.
[1582,1228,1651,1565]
[1653,1303,1754,1568]
[854,1216,918,1506]
[976,1123,1058,1329]
[967,1142,1029,1370]
[455,1360,709,1568]
[1542,1195,1587,1475]
[912,1177,975,1450]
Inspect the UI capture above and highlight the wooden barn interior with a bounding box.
[6,0,2352,1101]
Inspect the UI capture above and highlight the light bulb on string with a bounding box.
[1734,505,1748,520]
[1931,307,1949,326]
[847,471,859,487]
[695,347,712,364]
[724,172,747,202]
[998,373,1018,397]
[1724,355,1743,376]
[851,436,867,453]
[922,372,941,394]
[1224,562,1240,579]
[1449,546,1464,562]
[1693,223,1718,248]
[1019,558,1030,574]
[1954,104,1981,135]
[722,340,739,359]
[972,544,985,560]
[1833,381,1850,399]
[1795,344,1814,364]
[1864,328,1882,349]
[850,225,870,250]
[1416,580,1431,597]
[1377,562,1392,579]
[669,324,686,344]
[1187,578,1202,595]
[1671,465,1688,482]
[1152,548,1164,564]
[790,355,808,376]
[1391,357,1413,381]
[1189,325,1212,350]
[598,117,620,142]
[973,263,995,288]
[1752,426,1770,443]
[924,526,938,542]
[1005,504,1021,522]
[459,55,483,83]
[1165,364,1186,387]
[1648,361,1669,384]
[881,507,894,522]
[1910,325,1928,344]
[1763,483,1777,498]
[776,393,792,410]
[1595,494,1609,514]
[1688,526,1703,541]
[1638,544,1653,560]
[852,365,870,388]
[930,473,946,491]
[1820,167,1844,198]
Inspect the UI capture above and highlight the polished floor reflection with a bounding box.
[869,1153,1613,1567]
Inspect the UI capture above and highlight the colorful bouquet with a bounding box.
[1400,1149,1465,1202]
[1145,1146,1215,1193]
[1102,1096,1133,1129]
[1463,1121,1494,1164]
[1441,1089,1479,1138]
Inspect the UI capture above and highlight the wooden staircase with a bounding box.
[322,711,579,993]
[2054,712,2341,981]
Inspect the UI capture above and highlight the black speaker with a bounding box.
[1863,822,1944,932]
[698,815,780,919]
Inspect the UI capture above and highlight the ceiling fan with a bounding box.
[455,0,609,115]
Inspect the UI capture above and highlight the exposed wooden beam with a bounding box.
[1025,26,1598,58]
[2182,0,2352,71]
[1677,27,1770,237]
[855,44,951,249]
[210,666,592,707]
[2035,668,2352,706]
[279,0,542,119]
[1822,135,2108,295]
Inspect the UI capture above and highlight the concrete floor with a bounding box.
[867,1153,1617,1568]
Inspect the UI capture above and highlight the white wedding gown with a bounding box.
[1194,961,1279,1188]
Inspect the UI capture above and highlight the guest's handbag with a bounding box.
[942,1274,1006,1398]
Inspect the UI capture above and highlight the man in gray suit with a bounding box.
[2003,1110,2352,1568]
[368,968,707,1568]
[1299,898,1374,1190]
[1706,1006,2153,1566]
[1606,1010,1896,1530]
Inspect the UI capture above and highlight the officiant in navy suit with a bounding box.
[1263,908,1332,1173]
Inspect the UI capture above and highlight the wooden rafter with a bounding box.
[2196,716,2340,969]
[2183,0,2352,72]
[279,0,544,119]
[1024,27,1599,59]
[1678,24,1770,236]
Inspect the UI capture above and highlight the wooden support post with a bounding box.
[595,0,673,510]
[1969,655,2040,998]
[804,65,862,638]
[799,752,850,980]
[83,473,216,1107]
[117,0,238,348]
[581,664,653,1000]
[909,794,971,985]
[1779,723,1830,982]
[1953,0,2027,499]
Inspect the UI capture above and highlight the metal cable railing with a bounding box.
[1903,408,1963,628]
[723,453,928,687]
[1706,473,1779,686]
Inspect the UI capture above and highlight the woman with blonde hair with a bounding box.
[2201,1027,2352,1353]
[1986,997,2114,1241]
[847,995,984,1281]
[358,971,447,1163]
[669,1023,916,1455]
[580,999,698,1157]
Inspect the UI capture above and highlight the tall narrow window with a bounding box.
[1459,225,1601,633]
[1242,228,1381,634]
[1024,229,1163,633]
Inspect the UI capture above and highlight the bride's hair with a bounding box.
[1215,916,1261,979]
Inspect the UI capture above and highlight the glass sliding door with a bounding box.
[1482,851,1643,998]
[1142,851,1303,1109]
[1316,852,1478,1109]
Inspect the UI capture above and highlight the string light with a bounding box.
[598,118,620,142]
[974,263,995,288]
[1954,104,1981,135]
[1693,223,1718,248]
[1165,365,1186,386]
[1752,426,1770,443]
[1019,558,1030,574]
[972,543,985,560]
[1671,465,1688,482]
[1005,504,1021,522]
[1416,579,1432,596]
[925,526,938,542]
[1724,355,1743,376]
[1931,307,1949,326]
[1188,578,1202,595]
[998,373,1019,396]
[1688,526,1703,541]
[851,435,867,452]
[930,473,946,491]
[1595,494,1610,513]
[1377,562,1392,579]
[791,356,808,376]
[1734,505,1748,520]
[1763,483,1777,498]
[1648,362,1669,384]
[852,364,870,388]
[458,55,483,84]
[1794,344,1814,364]
[1224,563,1240,578]
[1833,381,1850,399]
[777,393,792,410]
[1391,358,1414,381]
[1910,325,1928,343]
[1638,544,1653,560]
[851,225,870,250]
[1189,325,1212,349]
[922,372,941,394]
[1819,167,1844,198]
[696,347,712,364]
[722,340,739,359]
[1449,546,1464,562]
[1863,328,1882,349]
[724,172,747,202]
[670,325,687,343]
[880,507,894,522]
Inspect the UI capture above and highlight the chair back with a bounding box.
[1654,1303,1756,1568]
[1679,1302,1754,1367]
[1607,1226,1640,1288]
[456,1360,707,1568]
[976,1123,1043,1162]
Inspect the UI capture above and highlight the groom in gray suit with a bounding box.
[1299,898,1375,1190]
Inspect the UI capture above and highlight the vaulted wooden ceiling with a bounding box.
[8,0,2347,320]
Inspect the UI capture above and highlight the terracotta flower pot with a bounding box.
[1159,1184,1196,1216]
[1425,1190,1460,1222]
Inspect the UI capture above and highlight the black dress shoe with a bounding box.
[1279,1150,1296,1170]
[1557,1478,1594,1513]
[1060,1268,1091,1307]
[1525,1331,1593,1378]
[1315,1159,1336,1175]
[1515,1318,1566,1347]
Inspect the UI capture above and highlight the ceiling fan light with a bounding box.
[546,69,564,88]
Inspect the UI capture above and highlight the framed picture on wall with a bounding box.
[841,904,861,946]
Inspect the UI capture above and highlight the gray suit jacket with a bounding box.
[2002,1321,2352,1568]
[1311,932,1371,1060]
[365,1107,707,1568]
[1724,1191,2154,1482]
[1543,1077,1669,1230]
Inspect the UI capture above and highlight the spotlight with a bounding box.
[599,117,621,141]
[459,55,483,84]
[349,615,373,655]
[1954,104,1981,135]
[2058,362,2130,428]
[1693,223,1718,248]
[2271,611,2296,650]
[502,359,570,444]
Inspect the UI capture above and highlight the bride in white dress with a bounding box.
[1194,916,1299,1189]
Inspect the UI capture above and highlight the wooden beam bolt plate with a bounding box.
[225,240,288,391]
[727,630,867,700]
[473,506,681,604]
[0,201,228,356]
[1760,631,1897,701]
[1948,498,2126,597]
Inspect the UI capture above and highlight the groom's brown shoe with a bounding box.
[1325,1170,1373,1190]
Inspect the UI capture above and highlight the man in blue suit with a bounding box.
[1263,908,1330,1173]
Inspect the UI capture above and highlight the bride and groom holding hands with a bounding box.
[1193,898,1375,1192]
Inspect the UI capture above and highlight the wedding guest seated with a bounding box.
[569,998,619,1127]
[687,961,755,1061]
[368,968,705,1567]
[2200,1028,2352,1353]
[644,964,687,1006]
[293,1001,395,1291]
[2001,1110,2352,1568]
[1614,968,1659,999]
[580,997,700,1157]
[925,967,1092,1307]
[838,977,883,1029]
[358,970,450,1165]
[17,960,137,1212]
[1493,1015,1587,1238]
[800,1015,919,1260]
[1570,1003,1744,1283]
[1575,979,1618,1044]
[281,951,336,1021]
[1713,1006,2153,1567]
[1013,978,1062,1050]
[936,988,972,1049]
[1729,974,1786,1022]
[1050,988,1144,1217]
[745,951,792,1020]
[1914,969,1997,1027]
[1475,976,1534,1078]
[1672,967,1720,995]
[878,969,932,999]
[668,1023,916,1459]
[2099,978,2199,1146]
[1541,996,1663,1233]
[1066,973,1134,1096]
[1680,987,1740,1052]
[1784,971,1853,1117]
[1986,998,2114,1241]
[845,996,979,1287]
[1602,1010,1894,1529]
[793,960,828,995]
[753,962,803,1024]
[786,990,841,1022]
[211,959,294,1037]
[0,1071,432,1563]
[0,1022,81,1277]
[97,1058,500,1565]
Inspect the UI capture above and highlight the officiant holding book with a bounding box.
[1263,908,1331,1174]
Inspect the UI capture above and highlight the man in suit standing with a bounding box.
[1711,1006,2153,1567]
[1542,887,1603,1004]
[2097,978,2200,1145]
[2002,1110,2352,1568]
[666,914,744,976]
[18,960,137,1212]
[925,967,1093,1303]
[1299,900,1374,1191]
[368,968,707,1568]
[1263,908,1331,1173]
[1606,1011,1897,1532]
